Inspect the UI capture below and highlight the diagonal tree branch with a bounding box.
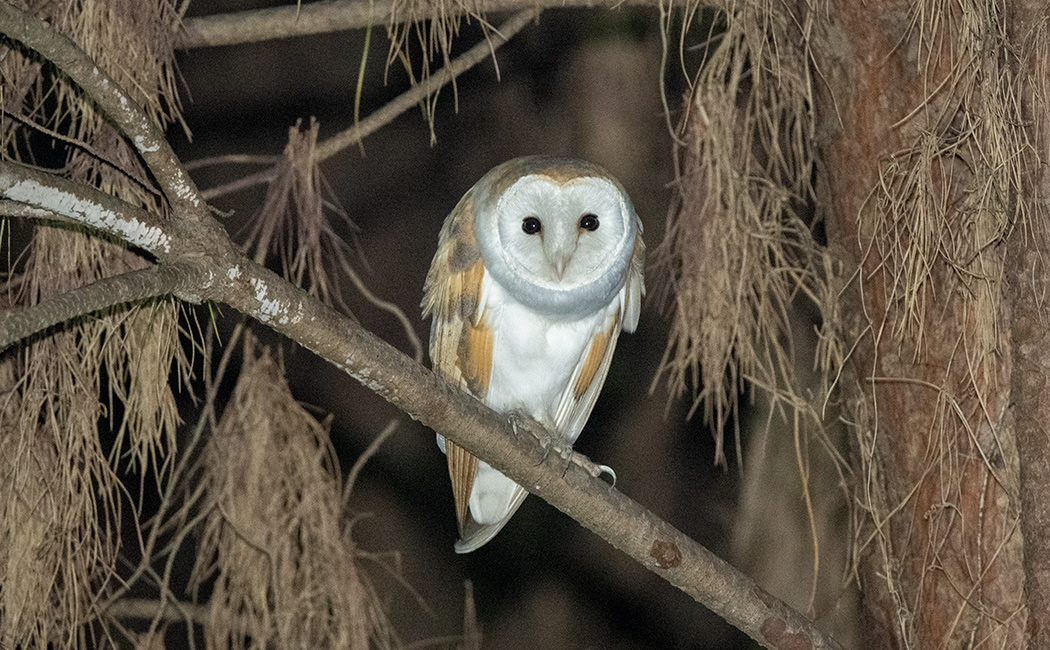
[0,143,845,650]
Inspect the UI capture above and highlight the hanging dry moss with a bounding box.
[191,336,392,650]
[653,0,828,465]
[0,1,187,645]
[248,120,356,303]
[245,119,423,360]
[868,1,1023,357]
[386,0,496,139]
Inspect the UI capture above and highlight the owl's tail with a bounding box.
[445,439,478,535]
[454,484,529,554]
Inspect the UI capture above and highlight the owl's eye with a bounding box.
[579,214,600,232]
[522,216,542,235]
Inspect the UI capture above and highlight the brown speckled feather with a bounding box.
[421,192,491,533]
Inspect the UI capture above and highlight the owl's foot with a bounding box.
[508,412,553,449]
[508,412,558,463]
[507,412,616,486]
[567,451,617,486]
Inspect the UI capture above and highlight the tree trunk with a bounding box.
[810,0,1028,646]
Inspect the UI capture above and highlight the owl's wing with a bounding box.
[448,308,620,554]
[455,233,645,553]
[421,195,493,535]
[552,313,623,445]
[553,233,646,443]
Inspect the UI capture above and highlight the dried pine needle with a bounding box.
[190,335,392,650]
[653,0,827,466]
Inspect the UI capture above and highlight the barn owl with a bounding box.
[422,155,645,553]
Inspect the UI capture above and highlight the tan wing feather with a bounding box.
[445,442,478,534]
[422,195,492,534]
[553,314,623,444]
[573,327,611,401]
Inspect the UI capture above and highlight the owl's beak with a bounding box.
[544,248,574,280]
[544,226,577,280]
[551,256,569,279]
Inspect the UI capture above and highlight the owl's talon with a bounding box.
[511,412,557,464]
[568,451,616,486]
[506,414,615,484]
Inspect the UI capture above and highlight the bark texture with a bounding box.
[810,0,1028,646]
[1006,2,1050,647]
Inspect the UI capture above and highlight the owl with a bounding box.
[422,155,645,553]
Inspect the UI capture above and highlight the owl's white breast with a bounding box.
[479,270,617,435]
[465,269,620,524]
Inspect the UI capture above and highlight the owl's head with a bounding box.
[473,156,642,317]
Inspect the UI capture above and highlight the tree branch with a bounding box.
[0,1,208,221]
[0,160,173,253]
[0,148,845,650]
[175,0,663,49]
[0,158,221,351]
[0,265,199,351]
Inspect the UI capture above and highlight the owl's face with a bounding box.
[474,157,640,317]
[493,175,629,284]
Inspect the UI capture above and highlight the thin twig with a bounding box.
[200,167,278,201]
[343,419,400,506]
[0,107,159,193]
[184,154,281,171]
[318,8,536,161]
[106,597,209,625]
[198,9,539,202]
